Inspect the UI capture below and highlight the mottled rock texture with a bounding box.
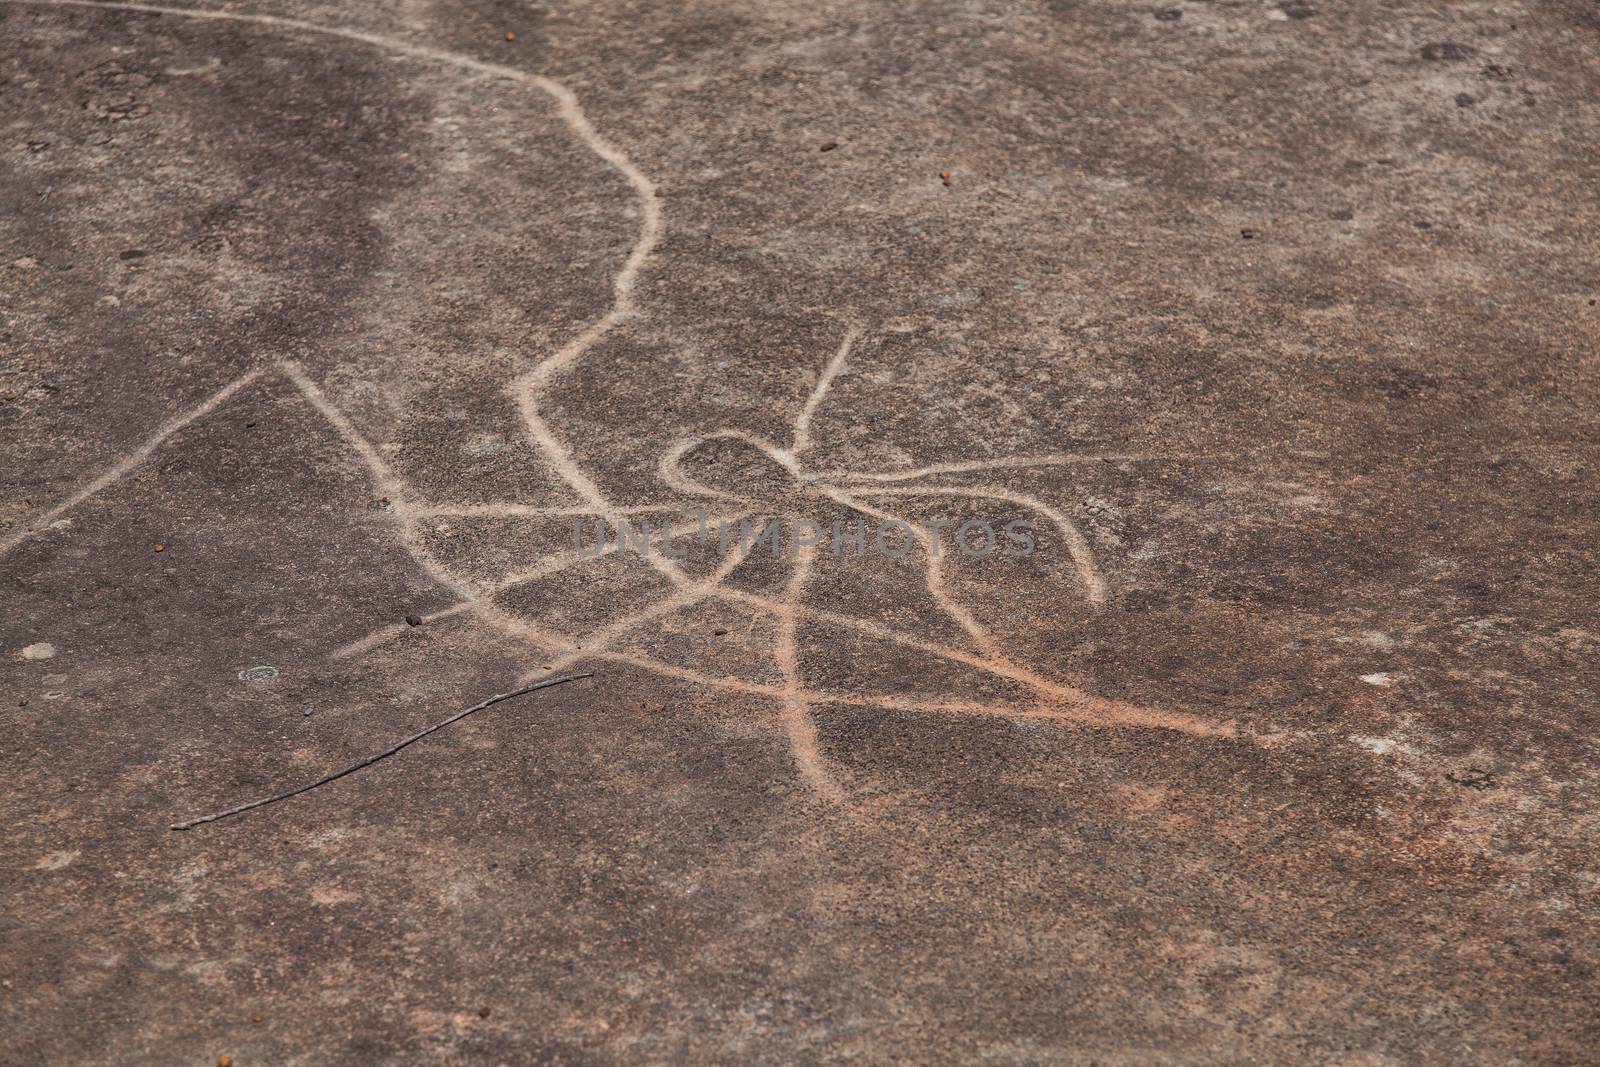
[2,1,1597,1063]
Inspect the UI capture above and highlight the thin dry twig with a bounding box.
[170,673,593,831]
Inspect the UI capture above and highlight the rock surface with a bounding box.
[2,0,1597,1063]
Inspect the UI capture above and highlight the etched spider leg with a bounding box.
[766,326,862,799]
[775,328,1229,740]
[776,325,1009,663]
[513,512,774,685]
[330,509,753,662]
[856,484,1108,605]
[821,451,1184,484]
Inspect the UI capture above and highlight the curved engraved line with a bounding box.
[411,503,711,519]
[2,0,675,577]
[791,326,860,456]
[331,509,752,661]
[856,484,1109,604]
[466,509,749,597]
[657,437,763,505]
[19,1,863,792]
[811,481,1005,661]
[774,539,844,798]
[775,327,859,798]
[658,428,1007,667]
[649,357,1175,738]
[291,362,1227,742]
[6,3,711,676]
[297,347,1222,742]
[658,429,804,504]
[512,634,1235,739]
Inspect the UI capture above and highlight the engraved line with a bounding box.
[0,367,266,558]
[791,325,860,458]
[826,452,1181,484]
[328,601,474,661]
[859,483,1109,604]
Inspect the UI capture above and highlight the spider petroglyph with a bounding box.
[2,0,1243,807]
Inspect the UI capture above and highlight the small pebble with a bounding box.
[1240,227,1258,239]
[478,1006,491,1019]
[504,31,515,41]
[302,707,313,717]
[405,614,423,627]
[1420,42,1477,62]
[250,1012,263,1023]
[1446,767,1498,790]
[938,169,951,187]
[819,141,838,152]
[218,1056,232,1067]
[712,628,728,636]
[153,543,165,553]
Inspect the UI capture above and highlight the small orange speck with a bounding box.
[938,170,951,187]
[218,1057,232,1067]
[250,1012,262,1023]
[153,543,165,553]
[504,32,515,41]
